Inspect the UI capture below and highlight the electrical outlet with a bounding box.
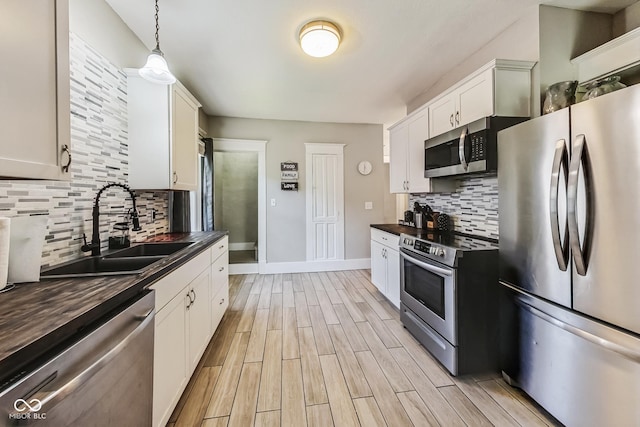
[365,202,373,210]
[148,208,157,223]
[271,198,277,207]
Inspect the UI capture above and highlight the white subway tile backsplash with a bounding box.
[0,33,169,268]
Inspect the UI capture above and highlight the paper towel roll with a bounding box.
[0,217,10,290]
[8,215,47,283]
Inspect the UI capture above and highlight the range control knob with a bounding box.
[435,248,445,257]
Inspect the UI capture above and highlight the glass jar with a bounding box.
[543,80,578,115]
[582,76,626,101]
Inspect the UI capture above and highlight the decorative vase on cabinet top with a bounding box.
[582,76,626,101]
[543,81,578,115]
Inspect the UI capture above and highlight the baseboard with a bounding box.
[229,263,259,275]
[229,242,256,251]
[260,258,370,274]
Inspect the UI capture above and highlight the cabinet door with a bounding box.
[171,86,198,191]
[0,0,70,180]
[406,111,430,193]
[389,123,408,193]
[153,292,188,427]
[370,240,387,293]
[456,68,494,127]
[187,269,211,371]
[211,284,229,333]
[428,95,456,138]
[385,248,400,309]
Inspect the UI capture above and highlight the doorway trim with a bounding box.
[212,138,267,274]
[305,143,345,262]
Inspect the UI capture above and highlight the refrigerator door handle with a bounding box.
[516,299,640,363]
[567,134,591,276]
[550,139,569,271]
[458,127,469,171]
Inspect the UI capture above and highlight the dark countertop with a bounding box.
[371,223,498,245]
[371,223,424,237]
[0,231,227,387]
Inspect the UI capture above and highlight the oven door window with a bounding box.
[403,257,446,319]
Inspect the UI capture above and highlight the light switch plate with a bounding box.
[271,198,276,207]
[364,202,373,210]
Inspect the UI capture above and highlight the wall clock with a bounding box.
[357,160,372,175]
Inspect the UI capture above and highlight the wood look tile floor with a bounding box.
[166,271,559,427]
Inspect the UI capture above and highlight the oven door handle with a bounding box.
[400,251,453,276]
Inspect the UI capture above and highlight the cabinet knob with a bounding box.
[173,171,178,184]
[219,298,225,305]
[455,111,460,124]
[191,289,196,302]
[450,114,454,126]
[219,266,225,272]
[186,292,193,309]
[61,145,72,173]
[219,244,225,249]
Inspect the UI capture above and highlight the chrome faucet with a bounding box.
[81,183,142,256]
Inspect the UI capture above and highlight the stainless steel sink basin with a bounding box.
[104,242,195,258]
[40,256,166,279]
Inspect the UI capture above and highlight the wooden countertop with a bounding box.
[0,231,227,387]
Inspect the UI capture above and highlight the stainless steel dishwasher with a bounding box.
[0,291,155,426]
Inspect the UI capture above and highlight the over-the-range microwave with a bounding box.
[424,116,527,178]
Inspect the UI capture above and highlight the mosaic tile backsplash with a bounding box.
[0,33,169,268]
[409,176,498,240]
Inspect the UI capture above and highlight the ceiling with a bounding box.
[106,0,636,125]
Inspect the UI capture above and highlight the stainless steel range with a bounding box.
[399,231,498,375]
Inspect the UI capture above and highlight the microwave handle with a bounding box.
[400,251,453,276]
[458,127,468,171]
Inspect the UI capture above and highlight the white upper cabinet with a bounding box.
[126,71,201,191]
[0,0,71,180]
[389,108,455,194]
[428,60,535,138]
[389,108,431,194]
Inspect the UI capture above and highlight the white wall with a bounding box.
[208,117,385,263]
[407,6,540,113]
[538,6,612,108]
[69,0,147,69]
[613,1,640,36]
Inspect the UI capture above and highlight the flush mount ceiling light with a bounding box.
[299,20,341,58]
[139,0,176,84]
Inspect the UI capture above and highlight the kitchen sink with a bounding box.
[40,256,166,279]
[104,242,195,258]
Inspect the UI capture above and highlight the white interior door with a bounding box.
[306,143,345,261]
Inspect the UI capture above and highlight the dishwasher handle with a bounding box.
[16,308,154,418]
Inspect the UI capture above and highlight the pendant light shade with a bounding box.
[299,20,341,58]
[139,48,176,84]
[139,0,176,85]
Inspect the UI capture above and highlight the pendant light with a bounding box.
[139,0,176,85]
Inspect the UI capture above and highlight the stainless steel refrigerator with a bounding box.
[498,84,640,426]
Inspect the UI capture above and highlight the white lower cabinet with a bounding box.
[370,229,401,308]
[151,237,229,427]
[153,292,188,427]
[187,269,211,370]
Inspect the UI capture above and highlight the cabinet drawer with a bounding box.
[211,236,228,263]
[211,284,229,333]
[211,252,229,298]
[371,228,399,248]
[150,249,210,311]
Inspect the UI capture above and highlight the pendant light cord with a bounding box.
[154,0,160,50]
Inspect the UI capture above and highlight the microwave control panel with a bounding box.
[469,134,486,161]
